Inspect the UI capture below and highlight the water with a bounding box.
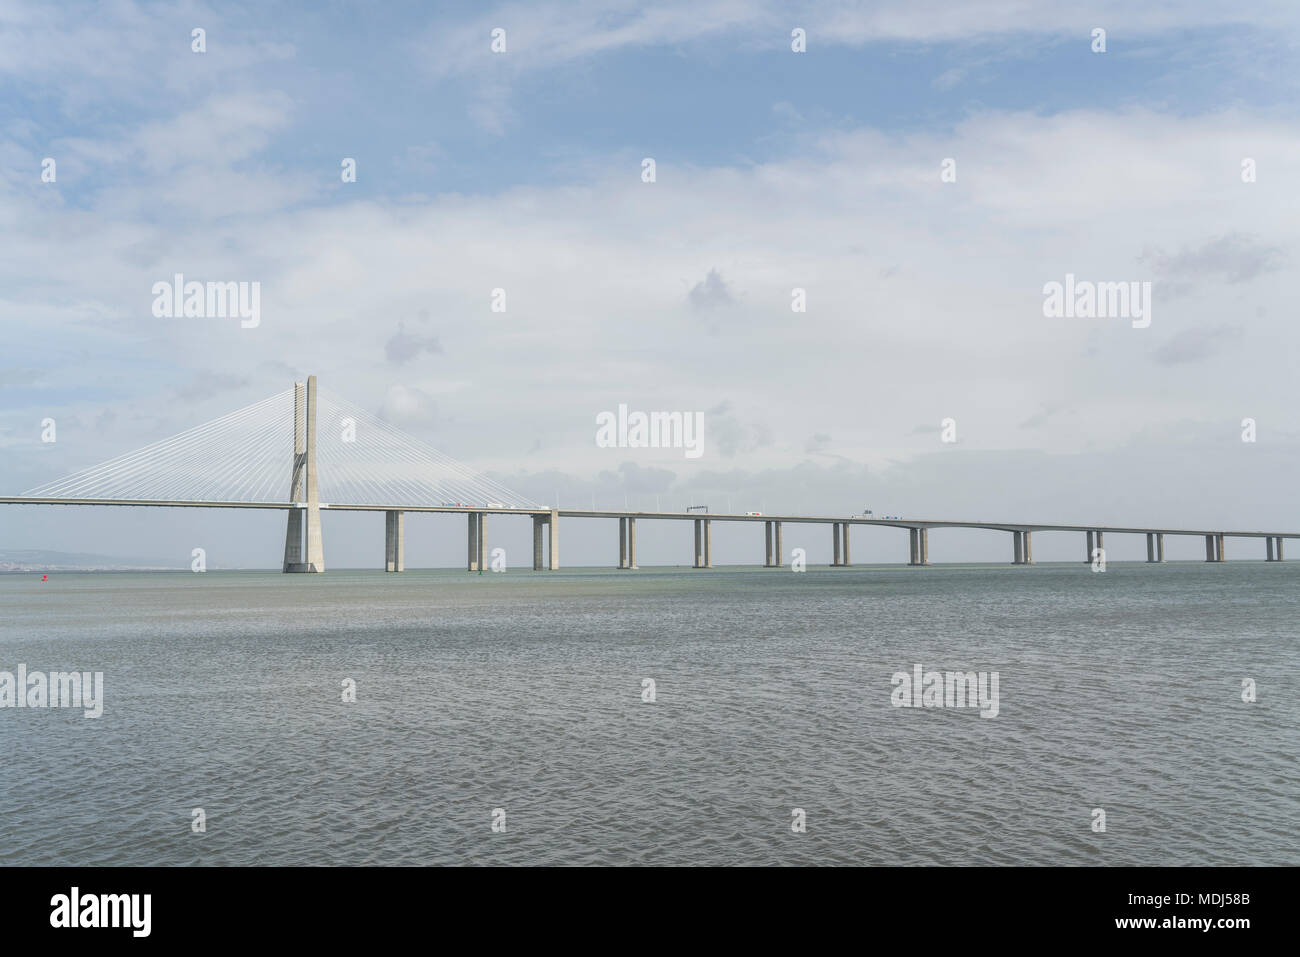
[1,562,1296,866]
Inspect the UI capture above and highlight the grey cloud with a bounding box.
[688,268,736,312]
[709,406,773,458]
[599,461,677,494]
[378,385,438,426]
[1149,323,1244,365]
[1141,234,1284,286]
[1019,404,1069,430]
[385,322,442,364]
[173,371,250,403]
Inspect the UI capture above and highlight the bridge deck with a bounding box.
[1,497,1294,539]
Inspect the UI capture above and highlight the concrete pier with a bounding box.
[1085,530,1094,563]
[1267,537,1274,561]
[841,523,851,566]
[533,516,545,570]
[774,521,783,567]
[384,510,404,572]
[1205,534,1215,562]
[1157,533,1165,562]
[1013,530,1024,564]
[919,527,929,565]
[832,523,842,566]
[617,517,637,568]
[909,528,920,565]
[548,509,559,570]
[692,518,712,568]
[1277,537,1285,561]
[764,521,774,567]
[1022,530,1032,564]
[283,377,325,573]
[465,512,486,571]
[1217,534,1226,562]
[1146,532,1155,563]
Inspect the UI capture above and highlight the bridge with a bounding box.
[3,376,1295,571]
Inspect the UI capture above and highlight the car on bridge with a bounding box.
[745,511,762,516]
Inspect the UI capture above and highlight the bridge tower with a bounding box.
[283,376,325,572]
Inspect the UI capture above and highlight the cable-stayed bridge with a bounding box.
[2,376,1297,571]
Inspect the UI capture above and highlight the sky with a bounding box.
[1,0,1298,568]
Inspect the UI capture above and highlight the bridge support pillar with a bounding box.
[1146,532,1155,563]
[1205,534,1216,562]
[1013,530,1024,565]
[1085,531,1094,563]
[468,512,479,570]
[533,516,545,570]
[692,519,713,567]
[283,376,325,573]
[832,523,842,566]
[1157,533,1165,562]
[1267,537,1274,561]
[842,523,851,566]
[385,510,404,572]
[774,522,783,567]
[764,521,773,567]
[1021,530,1031,564]
[1217,534,1226,562]
[615,517,636,569]
[908,528,919,566]
[919,527,930,565]
[1277,537,1284,561]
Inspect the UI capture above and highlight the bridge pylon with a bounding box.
[283,375,325,572]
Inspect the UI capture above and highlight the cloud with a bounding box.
[687,268,736,312]
[707,401,772,458]
[415,0,1300,81]
[377,385,439,426]
[172,371,251,403]
[384,323,443,364]
[1141,233,1284,288]
[5,102,1300,481]
[1149,323,1245,365]
[598,460,677,494]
